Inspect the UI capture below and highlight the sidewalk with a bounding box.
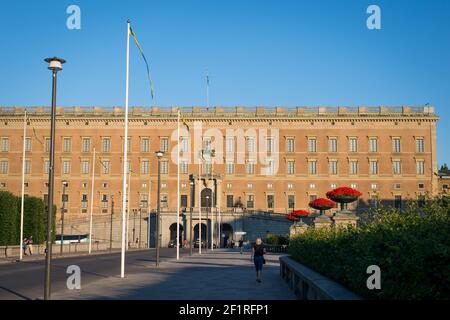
[53,249,296,300]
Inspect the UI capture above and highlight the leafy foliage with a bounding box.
[289,197,450,299]
[0,191,19,245]
[264,234,289,246]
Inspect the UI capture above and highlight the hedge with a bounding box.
[0,191,56,246]
[288,198,450,299]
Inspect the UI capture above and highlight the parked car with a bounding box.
[168,240,176,248]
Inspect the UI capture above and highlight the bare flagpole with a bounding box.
[19,110,27,261]
[88,147,96,254]
[176,109,181,260]
[120,19,131,278]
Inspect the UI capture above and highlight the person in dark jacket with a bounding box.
[251,238,266,283]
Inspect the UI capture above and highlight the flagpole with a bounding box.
[206,71,209,109]
[198,152,202,255]
[176,109,180,260]
[126,169,131,250]
[19,111,27,261]
[88,147,96,254]
[120,19,131,278]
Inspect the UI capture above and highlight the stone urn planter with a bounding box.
[309,198,336,229]
[288,210,310,236]
[326,187,362,227]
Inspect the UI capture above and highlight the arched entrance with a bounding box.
[194,223,207,242]
[221,223,233,248]
[169,223,184,245]
[201,188,213,208]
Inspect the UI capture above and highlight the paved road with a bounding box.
[53,250,295,300]
[0,248,188,300]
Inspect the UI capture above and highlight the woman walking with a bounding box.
[251,238,266,283]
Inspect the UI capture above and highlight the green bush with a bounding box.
[288,198,450,299]
[264,234,289,246]
[0,191,19,245]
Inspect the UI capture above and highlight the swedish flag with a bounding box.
[129,27,154,99]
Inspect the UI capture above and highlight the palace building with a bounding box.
[0,106,439,247]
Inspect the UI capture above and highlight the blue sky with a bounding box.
[0,0,449,165]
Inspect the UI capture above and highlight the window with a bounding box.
[226,162,234,174]
[267,195,274,209]
[44,160,49,174]
[81,194,88,209]
[247,183,253,189]
[102,182,108,188]
[369,138,378,152]
[246,137,255,153]
[416,138,424,153]
[102,138,111,153]
[82,138,91,153]
[180,137,188,153]
[141,160,149,174]
[203,137,212,152]
[141,138,150,153]
[392,138,401,153]
[45,138,51,153]
[161,161,168,174]
[1,138,9,152]
[181,195,188,208]
[161,195,168,208]
[308,138,316,153]
[246,161,255,175]
[0,161,8,174]
[308,161,317,175]
[393,161,401,175]
[417,195,426,208]
[101,160,110,174]
[126,161,131,174]
[349,138,358,152]
[329,138,337,153]
[62,160,71,174]
[418,183,425,189]
[309,183,316,189]
[287,183,294,190]
[394,195,402,209]
[286,138,295,153]
[330,183,337,189]
[226,137,234,153]
[247,195,254,209]
[349,160,358,175]
[140,194,149,208]
[443,184,449,190]
[329,160,338,175]
[122,137,131,153]
[81,160,90,174]
[266,159,275,175]
[267,183,273,189]
[227,183,232,190]
[101,195,108,209]
[369,194,379,208]
[63,138,71,153]
[267,137,275,153]
[180,161,188,174]
[351,183,358,189]
[160,137,169,152]
[417,161,425,175]
[287,161,295,175]
[227,195,234,208]
[288,195,295,209]
[371,183,378,190]
[25,138,32,152]
[394,183,401,190]
[24,160,31,174]
[370,160,378,175]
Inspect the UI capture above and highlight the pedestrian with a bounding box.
[251,238,266,283]
[22,237,28,256]
[27,236,34,255]
[238,239,244,254]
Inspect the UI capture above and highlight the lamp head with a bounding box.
[44,57,66,71]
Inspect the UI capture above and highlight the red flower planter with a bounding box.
[286,214,300,222]
[326,187,362,211]
[292,210,309,217]
[308,198,336,211]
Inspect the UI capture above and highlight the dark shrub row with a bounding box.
[288,198,450,299]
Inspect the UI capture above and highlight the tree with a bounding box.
[0,191,19,245]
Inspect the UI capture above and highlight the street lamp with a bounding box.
[60,180,68,256]
[155,151,164,267]
[44,56,65,300]
[189,178,195,256]
[109,195,114,251]
[205,195,210,252]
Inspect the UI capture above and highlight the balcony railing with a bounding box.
[0,106,436,117]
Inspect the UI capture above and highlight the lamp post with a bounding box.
[155,151,164,267]
[189,178,194,256]
[205,195,210,252]
[43,56,65,300]
[109,196,114,251]
[60,180,68,256]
